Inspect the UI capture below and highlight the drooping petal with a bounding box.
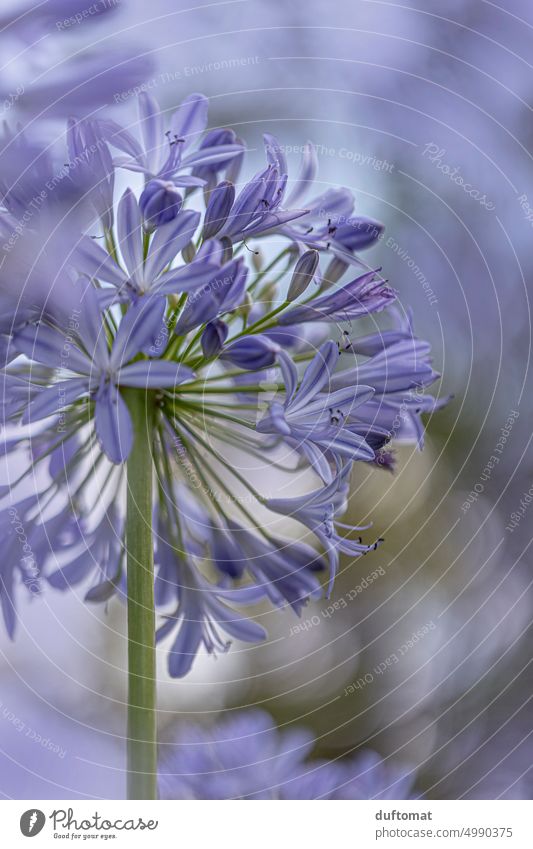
[277,350,298,403]
[94,382,133,464]
[167,617,204,678]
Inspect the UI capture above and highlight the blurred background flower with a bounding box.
[1,0,532,800]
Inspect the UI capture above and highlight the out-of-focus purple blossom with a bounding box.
[0,1,152,119]
[66,118,115,230]
[159,710,415,800]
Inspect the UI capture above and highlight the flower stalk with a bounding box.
[124,388,157,800]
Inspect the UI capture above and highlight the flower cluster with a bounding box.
[159,710,416,800]
[0,92,444,676]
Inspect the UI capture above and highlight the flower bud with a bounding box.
[203,180,235,239]
[201,320,228,359]
[139,179,182,231]
[321,257,348,290]
[182,241,196,264]
[287,249,319,301]
[235,291,253,320]
[220,335,280,369]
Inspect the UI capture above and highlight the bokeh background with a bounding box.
[1,0,533,799]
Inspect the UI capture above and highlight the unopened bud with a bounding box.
[182,241,196,264]
[201,320,229,358]
[321,256,348,290]
[236,291,253,320]
[139,179,182,232]
[287,249,319,300]
[203,180,235,239]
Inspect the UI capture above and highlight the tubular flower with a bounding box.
[0,93,445,675]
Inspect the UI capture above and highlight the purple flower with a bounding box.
[12,289,193,463]
[222,522,324,613]
[75,189,214,304]
[0,493,82,638]
[159,710,415,800]
[279,140,384,264]
[157,579,267,679]
[257,341,376,477]
[48,504,126,603]
[203,180,236,239]
[0,93,445,681]
[99,93,243,185]
[213,135,309,242]
[331,309,446,448]
[287,249,320,301]
[266,462,381,595]
[279,269,396,324]
[192,128,245,191]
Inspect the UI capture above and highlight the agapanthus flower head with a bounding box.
[0,91,445,678]
[159,710,416,800]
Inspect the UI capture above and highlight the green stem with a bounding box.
[124,389,157,800]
